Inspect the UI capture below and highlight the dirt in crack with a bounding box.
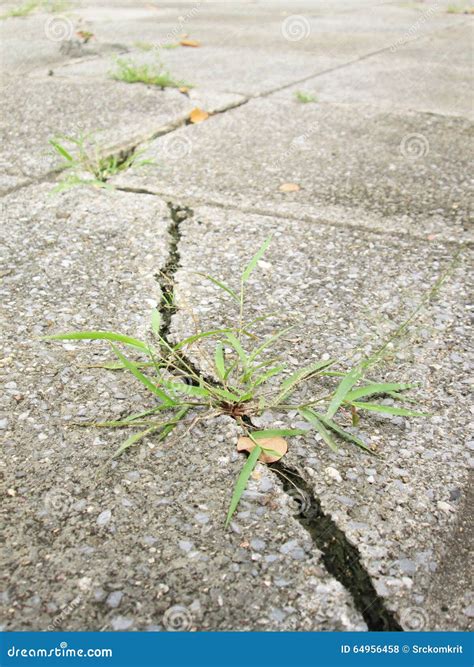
[271,461,403,632]
[157,202,193,342]
[156,202,213,385]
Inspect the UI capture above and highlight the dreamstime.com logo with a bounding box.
[281,15,311,42]
[399,133,429,160]
[161,133,193,160]
[400,606,430,630]
[156,2,202,48]
[7,642,112,658]
[44,15,73,42]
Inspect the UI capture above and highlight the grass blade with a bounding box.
[214,343,226,381]
[111,345,174,405]
[210,386,241,403]
[248,326,294,363]
[344,383,413,402]
[151,308,161,336]
[314,413,374,454]
[174,329,232,350]
[251,428,306,438]
[226,332,248,369]
[350,402,429,417]
[241,237,271,283]
[43,330,150,353]
[275,359,336,403]
[162,380,210,399]
[49,139,74,162]
[326,366,364,419]
[196,273,239,302]
[156,406,189,442]
[112,425,160,458]
[225,445,261,527]
[252,365,285,387]
[299,408,339,453]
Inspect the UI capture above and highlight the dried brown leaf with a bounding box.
[189,107,209,124]
[237,436,287,463]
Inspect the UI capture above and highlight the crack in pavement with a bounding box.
[117,186,472,248]
[3,15,468,200]
[155,200,404,632]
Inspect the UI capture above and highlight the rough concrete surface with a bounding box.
[1,0,472,635]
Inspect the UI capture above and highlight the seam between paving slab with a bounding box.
[3,14,469,201]
[115,185,472,249]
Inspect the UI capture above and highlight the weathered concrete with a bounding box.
[0,186,365,632]
[278,21,473,119]
[114,97,473,243]
[0,75,243,193]
[168,205,473,631]
[1,0,472,636]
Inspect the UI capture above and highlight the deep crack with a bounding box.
[157,201,403,633]
[271,461,403,632]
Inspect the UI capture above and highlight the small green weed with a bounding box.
[295,91,317,104]
[133,41,155,52]
[1,0,69,18]
[49,133,156,191]
[45,242,456,526]
[447,4,474,13]
[1,0,39,18]
[110,57,190,89]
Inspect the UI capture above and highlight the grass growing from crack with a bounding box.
[1,0,69,18]
[110,57,190,89]
[49,133,156,191]
[44,241,456,527]
[1,0,39,18]
[295,91,317,104]
[447,4,474,13]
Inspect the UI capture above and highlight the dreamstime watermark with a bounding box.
[390,4,439,53]
[161,133,193,160]
[400,606,429,630]
[47,596,83,631]
[156,2,202,48]
[44,15,73,42]
[281,15,311,42]
[162,604,193,631]
[399,133,429,159]
[282,488,313,517]
[43,487,73,514]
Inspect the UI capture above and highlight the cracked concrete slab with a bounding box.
[0,187,365,632]
[275,22,473,119]
[0,75,243,193]
[168,205,473,630]
[25,1,465,97]
[114,97,473,243]
[2,0,472,639]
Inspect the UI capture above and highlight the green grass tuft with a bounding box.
[49,132,156,192]
[295,91,317,104]
[43,241,455,526]
[110,57,190,89]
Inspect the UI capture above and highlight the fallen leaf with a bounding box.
[237,436,287,464]
[180,39,200,47]
[179,86,190,94]
[189,107,209,124]
[279,182,300,193]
